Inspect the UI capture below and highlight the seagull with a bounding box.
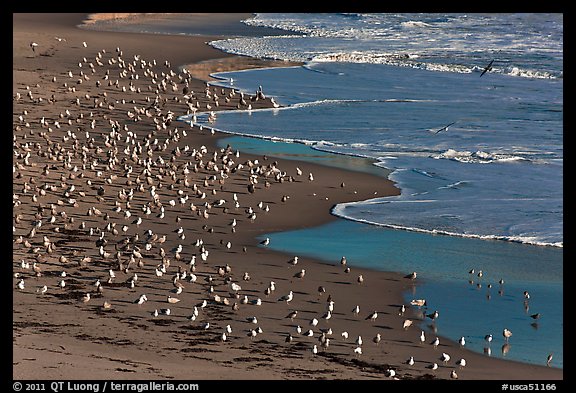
[357,274,364,284]
[503,328,513,341]
[440,352,451,364]
[546,353,553,367]
[286,311,298,321]
[373,333,381,345]
[136,294,148,305]
[246,316,258,324]
[260,237,270,246]
[456,358,466,369]
[419,330,426,344]
[365,311,378,322]
[403,319,413,329]
[30,42,39,53]
[352,305,360,316]
[427,310,439,321]
[433,121,457,135]
[385,368,396,378]
[484,334,493,344]
[410,299,427,308]
[480,59,494,77]
[405,271,417,280]
[406,356,415,366]
[399,304,406,315]
[450,370,458,379]
[354,346,362,356]
[428,363,439,371]
[431,337,440,349]
[312,344,318,356]
[458,336,466,347]
[355,335,363,346]
[278,291,293,304]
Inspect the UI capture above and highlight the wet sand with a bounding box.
[12,13,562,381]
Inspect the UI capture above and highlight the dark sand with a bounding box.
[13,13,562,381]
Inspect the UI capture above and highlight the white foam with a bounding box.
[331,202,563,248]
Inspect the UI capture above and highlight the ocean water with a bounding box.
[90,13,563,368]
[189,13,564,368]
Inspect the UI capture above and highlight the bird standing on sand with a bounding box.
[30,42,39,53]
[420,330,426,344]
[441,352,451,364]
[450,370,458,379]
[547,353,553,367]
[357,274,364,284]
[278,291,293,304]
[399,304,406,315]
[365,311,378,322]
[456,358,466,369]
[403,319,413,330]
[286,311,298,321]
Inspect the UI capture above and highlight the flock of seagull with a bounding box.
[13,38,552,380]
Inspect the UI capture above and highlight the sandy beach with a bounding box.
[12,13,562,381]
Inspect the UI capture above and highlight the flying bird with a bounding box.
[432,121,457,134]
[480,59,494,77]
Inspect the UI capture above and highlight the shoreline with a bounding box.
[12,13,562,380]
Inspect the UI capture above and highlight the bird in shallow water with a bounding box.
[503,328,513,341]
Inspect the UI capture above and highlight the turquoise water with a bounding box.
[218,134,562,368]
[260,218,563,368]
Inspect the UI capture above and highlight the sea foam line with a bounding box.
[331,202,563,248]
